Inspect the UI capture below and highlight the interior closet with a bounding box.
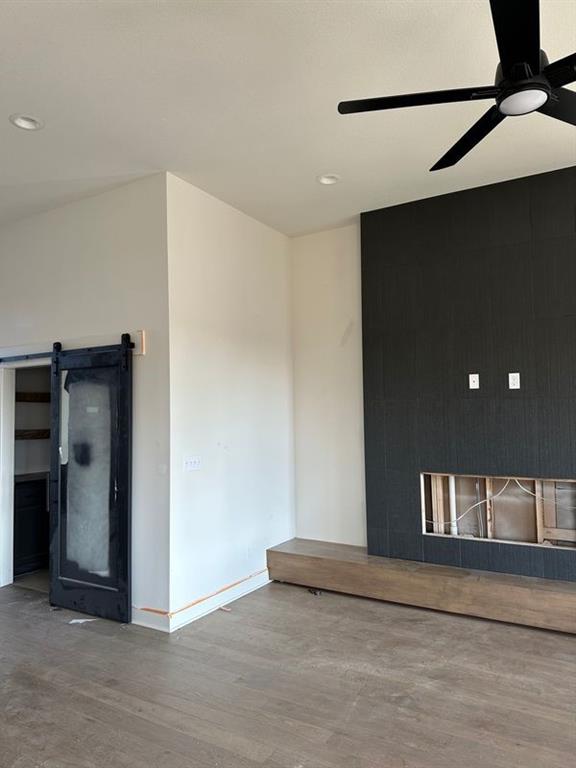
[13,366,51,589]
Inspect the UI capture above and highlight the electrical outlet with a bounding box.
[468,373,480,390]
[508,372,520,390]
[184,456,201,472]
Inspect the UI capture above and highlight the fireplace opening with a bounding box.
[421,473,576,548]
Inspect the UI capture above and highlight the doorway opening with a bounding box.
[13,365,51,596]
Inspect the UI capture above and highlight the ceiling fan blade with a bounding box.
[539,87,576,126]
[489,0,541,77]
[430,105,506,171]
[337,86,499,114]
[544,52,576,88]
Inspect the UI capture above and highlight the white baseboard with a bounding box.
[168,569,270,633]
[132,606,171,632]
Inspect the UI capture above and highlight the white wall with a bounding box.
[0,171,366,631]
[0,175,171,621]
[290,223,366,546]
[0,369,15,587]
[166,174,294,629]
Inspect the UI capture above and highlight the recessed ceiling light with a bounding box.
[9,114,44,131]
[317,173,341,185]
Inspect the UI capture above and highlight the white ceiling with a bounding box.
[0,0,575,236]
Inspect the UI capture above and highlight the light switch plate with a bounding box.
[508,372,520,390]
[468,373,480,390]
[184,456,201,472]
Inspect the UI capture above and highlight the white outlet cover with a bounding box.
[468,373,480,390]
[508,372,521,390]
[184,456,201,472]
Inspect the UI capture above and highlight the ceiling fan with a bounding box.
[338,0,576,171]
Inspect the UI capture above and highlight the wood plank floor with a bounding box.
[0,581,575,768]
[13,568,49,595]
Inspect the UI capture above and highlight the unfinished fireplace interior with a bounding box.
[422,473,576,548]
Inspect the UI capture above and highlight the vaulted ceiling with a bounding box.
[1,0,575,235]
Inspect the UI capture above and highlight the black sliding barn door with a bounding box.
[49,335,132,622]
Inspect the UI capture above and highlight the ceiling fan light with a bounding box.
[498,88,549,116]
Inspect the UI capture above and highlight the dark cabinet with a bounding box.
[14,476,49,576]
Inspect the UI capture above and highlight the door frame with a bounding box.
[0,359,49,587]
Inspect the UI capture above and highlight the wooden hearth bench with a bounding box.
[267,538,576,634]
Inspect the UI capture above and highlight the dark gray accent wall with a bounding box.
[361,166,576,581]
